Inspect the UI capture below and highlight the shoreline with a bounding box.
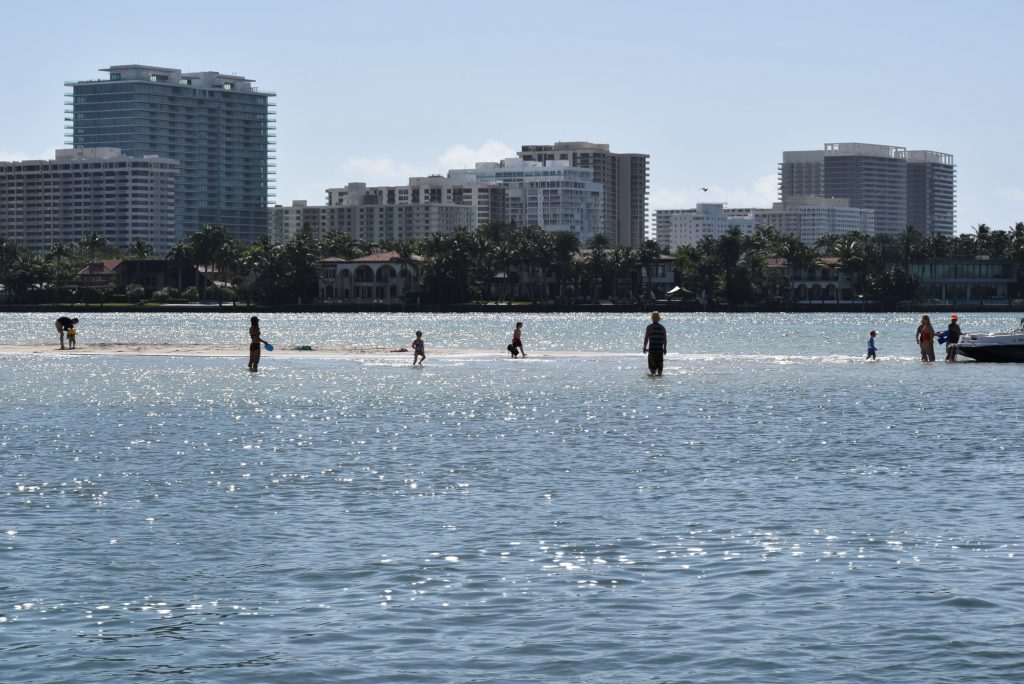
[0,343,630,358]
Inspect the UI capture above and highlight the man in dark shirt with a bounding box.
[56,316,78,350]
[945,314,962,362]
[643,311,667,376]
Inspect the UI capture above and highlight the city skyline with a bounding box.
[2,1,1023,236]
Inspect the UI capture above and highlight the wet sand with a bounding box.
[0,343,627,358]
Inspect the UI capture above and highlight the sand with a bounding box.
[0,343,626,358]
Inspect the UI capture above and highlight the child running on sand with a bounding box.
[412,330,425,365]
[866,330,877,360]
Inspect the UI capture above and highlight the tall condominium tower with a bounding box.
[780,142,955,236]
[823,143,907,236]
[66,65,275,244]
[518,141,649,247]
[906,151,956,237]
[779,150,825,198]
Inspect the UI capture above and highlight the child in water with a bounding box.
[412,330,425,366]
[866,330,877,360]
[67,326,77,349]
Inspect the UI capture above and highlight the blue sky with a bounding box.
[2,0,1023,234]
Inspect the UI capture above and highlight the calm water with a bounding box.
[2,313,1023,682]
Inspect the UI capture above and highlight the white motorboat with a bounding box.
[951,319,1024,362]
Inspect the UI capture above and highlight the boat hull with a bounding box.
[952,336,1024,362]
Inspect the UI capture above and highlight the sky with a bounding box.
[2,0,1023,234]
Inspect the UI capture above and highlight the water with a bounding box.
[2,313,1023,682]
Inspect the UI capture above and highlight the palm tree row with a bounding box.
[8,220,1024,306]
[672,223,1024,307]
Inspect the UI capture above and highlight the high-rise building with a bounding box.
[823,143,906,235]
[779,150,825,198]
[780,142,955,236]
[458,159,604,241]
[906,151,956,237]
[66,65,275,244]
[0,148,178,253]
[518,141,648,247]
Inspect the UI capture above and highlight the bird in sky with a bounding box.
[700,187,708,192]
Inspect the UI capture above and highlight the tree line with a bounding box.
[672,223,1024,307]
[2,221,1024,306]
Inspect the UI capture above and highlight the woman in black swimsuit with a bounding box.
[248,316,269,372]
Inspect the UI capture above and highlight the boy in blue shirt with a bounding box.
[866,330,877,360]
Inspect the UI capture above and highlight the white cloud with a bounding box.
[331,140,514,188]
[650,174,778,211]
[438,140,515,169]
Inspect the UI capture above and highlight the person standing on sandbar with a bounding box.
[248,316,269,372]
[643,311,667,376]
[511,321,526,357]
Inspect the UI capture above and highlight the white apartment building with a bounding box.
[0,147,179,253]
[655,203,757,251]
[327,175,504,228]
[454,158,604,241]
[271,186,476,244]
[738,197,875,245]
[271,200,329,243]
[519,141,649,247]
[320,159,604,242]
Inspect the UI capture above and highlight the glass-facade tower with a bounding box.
[66,65,275,244]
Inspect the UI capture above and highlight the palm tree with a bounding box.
[551,231,581,302]
[390,241,420,300]
[46,242,74,301]
[187,224,231,295]
[585,233,612,299]
[129,238,153,259]
[319,230,365,260]
[611,246,640,299]
[165,241,192,293]
[79,232,106,262]
[638,238,662,301]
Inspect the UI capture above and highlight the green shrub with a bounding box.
[125,284,146,303]
[205,284,237,301]
[151,287,179,302]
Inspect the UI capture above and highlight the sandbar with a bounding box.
[0,343,628,358]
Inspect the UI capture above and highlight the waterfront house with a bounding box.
[319,250,423,304]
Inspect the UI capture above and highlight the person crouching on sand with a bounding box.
[248,316,269,372]
[56,316,78,350]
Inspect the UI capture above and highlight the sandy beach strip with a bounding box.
[0,343,630,358]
